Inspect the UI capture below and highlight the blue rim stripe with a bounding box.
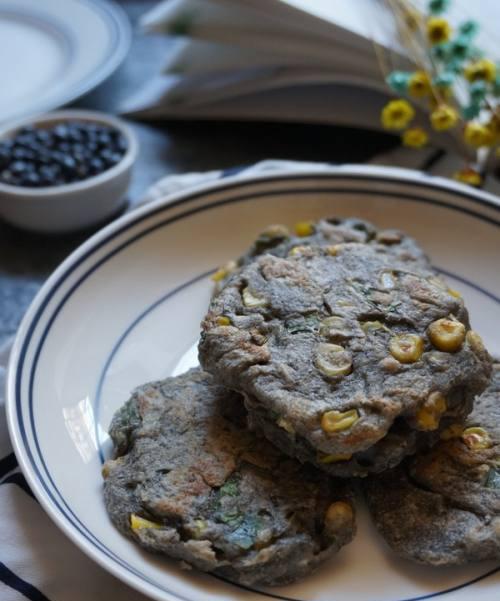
[12,173,500,601]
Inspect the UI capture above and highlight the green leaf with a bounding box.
[450,36,471,61]
[462,103,481,120]
[459,20,479,39]
[386,71,410,94]
[433,72,455,88]
[493,76,500,97]
[428,0,450,15]
[431,43,450,62]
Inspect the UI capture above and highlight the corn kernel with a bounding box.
[428,318,465,352]
[242,287,267,308]
[288,245,308,256]
[294,221,315,237]
[428,276,447,290]
[211,260,237,282]
[321,408,359,433]
[429,391,447,413]
[380,356,401,373]
[101,458,123,479]
[320,316,350,339]
[415,391,447,431]
[325,244,342,256]
[261,224,289,238]
[376,230,402,245]
[216,316,231,326]
[318,452,353,463]
[462,427,492,450]
[416,410,439,430]
[440,423,464,440]
[324,501,354,533]
[389,334,424,363]
[192,519,208,538]
[315,343,353,377]
[466,330,486,355]
[448,288,462,298]
[130,514,162,530]
[362,320,388,333]
[277,417,295,434]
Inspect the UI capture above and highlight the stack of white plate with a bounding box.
[0,0,131,124]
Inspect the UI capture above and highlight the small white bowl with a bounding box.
[0,109,138,233]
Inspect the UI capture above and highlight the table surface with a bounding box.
[0,0,398,347]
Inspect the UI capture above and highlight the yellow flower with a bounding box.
[402,127,429,148]
[454,168,482,186]
[464,122,495,147]
[381,99,415,130]
[427,17,451,45]
[408,71,432,98]
[430,104,458,131]
[464,59,496,83]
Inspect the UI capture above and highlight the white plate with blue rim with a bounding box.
[6,165,500,601]
[0,0,130,123]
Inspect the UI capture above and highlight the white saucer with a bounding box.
[0,0,130,123]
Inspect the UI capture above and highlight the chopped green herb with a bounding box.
[351,280,377,299]
[485,467,500,489]
[226,515,262,550]
[220,477,240,497]
[110,399,142,454]
[220,510,243,526]
[387,301,402,313]
[285,315,320,334]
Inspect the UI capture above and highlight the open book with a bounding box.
[123,0,499,143]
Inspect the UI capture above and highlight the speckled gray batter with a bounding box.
[200,241,491,477]
[103,368,355,586]
[214,217,429,293]
[364,364,500,565]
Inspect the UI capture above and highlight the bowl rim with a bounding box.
[0,109,138,197]
[5,164,500,601]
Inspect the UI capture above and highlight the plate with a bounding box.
[0,0,130,123]
[6,165,500,601]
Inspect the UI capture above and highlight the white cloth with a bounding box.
[1,156,487,600]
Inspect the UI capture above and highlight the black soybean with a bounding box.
[0,120,128,187]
